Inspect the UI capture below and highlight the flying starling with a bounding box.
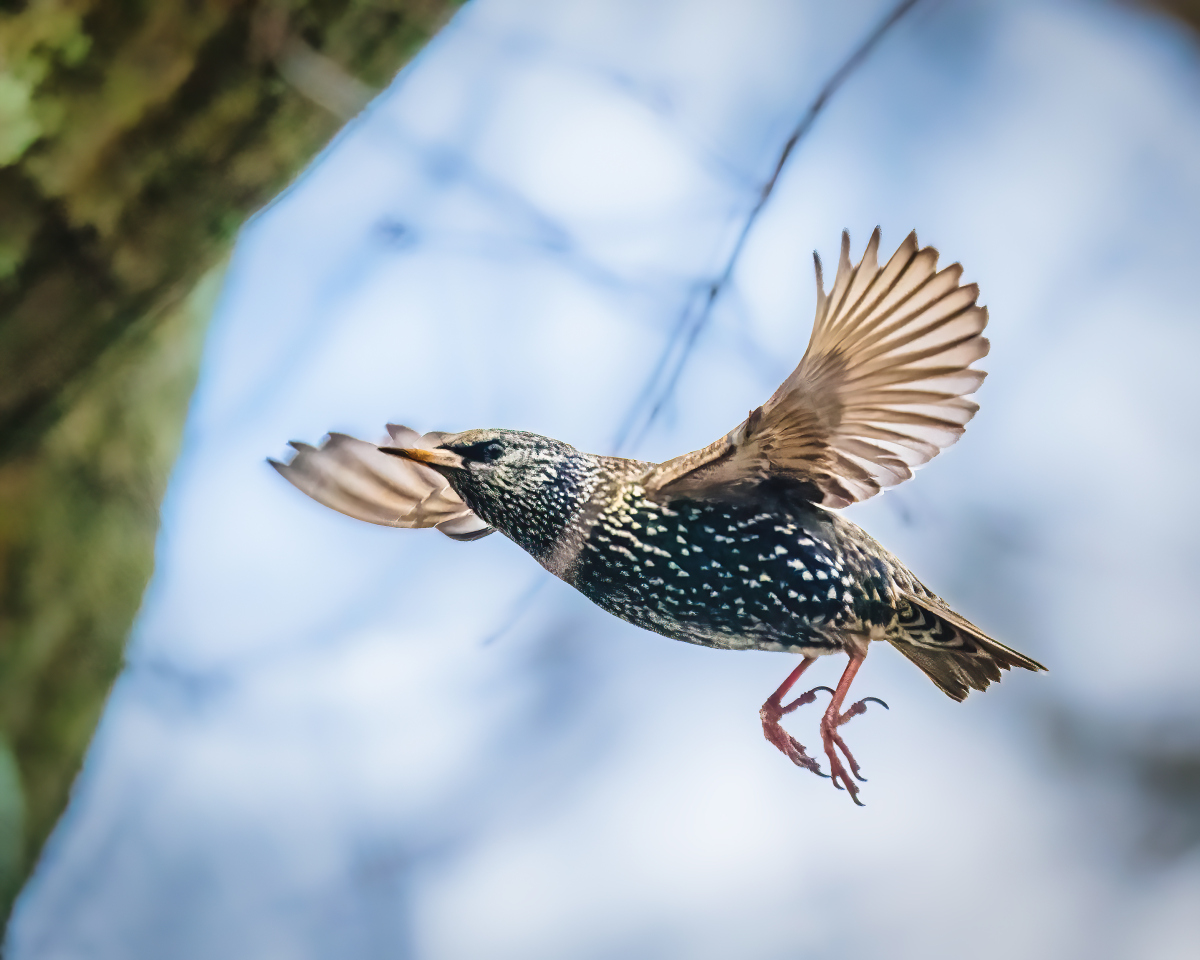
[273,228,1045,805]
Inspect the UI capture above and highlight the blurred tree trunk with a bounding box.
[0,0,459,923]
[1139,1,1200,34]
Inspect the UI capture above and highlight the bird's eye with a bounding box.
[455,439,506,465]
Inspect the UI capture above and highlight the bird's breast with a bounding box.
[569,486,898,652]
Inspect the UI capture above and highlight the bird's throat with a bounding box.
[445,456,606,564]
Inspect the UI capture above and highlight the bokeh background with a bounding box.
[5,0,1200,957]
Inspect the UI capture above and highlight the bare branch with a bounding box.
[612,0,923,455]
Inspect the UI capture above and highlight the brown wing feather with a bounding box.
[270,425,493,542]
[645,228,989,507]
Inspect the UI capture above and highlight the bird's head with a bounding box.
[382,428,600,558]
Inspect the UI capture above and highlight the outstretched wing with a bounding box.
[644,228,989,508]
[270,424,493,541]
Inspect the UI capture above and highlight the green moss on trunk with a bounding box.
[0,0,460,925]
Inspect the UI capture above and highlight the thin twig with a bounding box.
[612,0,922,455]
[482,578,547,646]
[487,2,922,648]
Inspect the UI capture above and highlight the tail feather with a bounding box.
[889,592,1045,702]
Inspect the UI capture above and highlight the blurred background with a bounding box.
[3,0,1200,957]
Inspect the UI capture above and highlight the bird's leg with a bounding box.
[819,653,887,806]
[760,658,827,777]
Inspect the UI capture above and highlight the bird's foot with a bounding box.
[760,689,829,778]
[819,696,888,806]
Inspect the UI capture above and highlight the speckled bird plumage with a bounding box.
[273,228,1046,804]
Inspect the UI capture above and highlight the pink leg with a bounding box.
[819,654,888,806]
[759,658,828,777]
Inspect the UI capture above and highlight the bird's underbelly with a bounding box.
[569,495,898,654]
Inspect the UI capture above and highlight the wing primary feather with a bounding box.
[273,431,492,539]
[647,229,990,507]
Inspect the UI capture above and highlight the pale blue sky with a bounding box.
[10,1,1200,957]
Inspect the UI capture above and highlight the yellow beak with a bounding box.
[380,446,465,469]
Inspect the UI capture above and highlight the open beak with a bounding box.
[380,446,465,470]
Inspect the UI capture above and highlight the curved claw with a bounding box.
[781,737,825,778]
[832,730,871,784]
[828,760,865,803]
[781,684,835,714]
[762,687,829,778]
[831,762,866,804]
[838,695,888,727]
